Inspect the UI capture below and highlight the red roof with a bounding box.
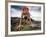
[22,7,29,11]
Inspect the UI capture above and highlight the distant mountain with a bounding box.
[11,17,41,25]
[11,17,41,22]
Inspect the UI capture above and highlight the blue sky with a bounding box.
[11,5,41,21]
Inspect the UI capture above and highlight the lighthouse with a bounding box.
[16,7,32,31]
[20,7,32,26]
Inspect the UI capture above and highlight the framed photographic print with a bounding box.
[8,1,45,35]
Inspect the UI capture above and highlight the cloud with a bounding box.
[11,8,41,21]
[11,8,22,17]
[30,11,41,21]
